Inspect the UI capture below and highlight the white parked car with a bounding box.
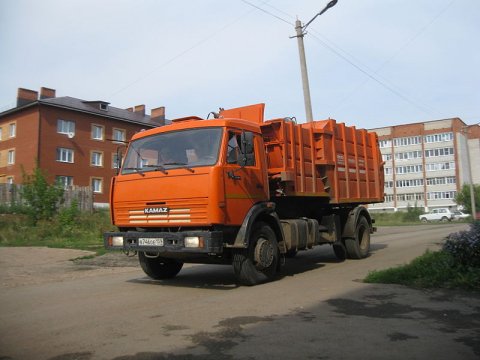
[419,208,455,222]
[452,210,470,220]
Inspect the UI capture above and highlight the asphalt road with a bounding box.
[1,223,479,360]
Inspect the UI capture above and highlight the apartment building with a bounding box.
[0,87,165,206]
[368,118,480,212]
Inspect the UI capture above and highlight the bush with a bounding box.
[402,204,423,222]
[21,167,64,224]
[443,221,480,268]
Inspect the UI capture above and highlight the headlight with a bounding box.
[110,236,124,247]
[184,236,204,248]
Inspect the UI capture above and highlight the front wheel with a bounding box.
[332,242,347,261]
[138,252,183,279]
[345,216,371,259]
[232,222,279,286]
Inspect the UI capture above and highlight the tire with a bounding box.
[285,249,298,258]
[232,222,279,286]
[441,216,449,222]
[420,217,427,223]
[138,252,183,279]
[345,216,370,259]
[332,242,347,261]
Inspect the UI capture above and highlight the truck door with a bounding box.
[223,130,268,225]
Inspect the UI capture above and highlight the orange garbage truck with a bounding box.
[104,104,384,285]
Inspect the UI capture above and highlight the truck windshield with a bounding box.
[121,127,223,175]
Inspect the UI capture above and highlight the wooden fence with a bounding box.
[0,184,94,212]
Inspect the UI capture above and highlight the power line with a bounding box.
[329,0,457,114]
[109,1,272,99]
[240,0,293,26]
[307,32,436,117]
[241,0,449,117]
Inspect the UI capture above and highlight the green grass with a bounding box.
[0,210,115,254]
[371,212,471,226]
[365,250,480,291]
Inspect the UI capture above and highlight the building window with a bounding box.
[91,178,103,193]
[56,176,73,188]
[91,151,103,167]
[426,176,456,186]
[384,195,394,202]
[91,125,104,140]
[395,150,422,161]
[427,191,456,200]
[424,132,453,143]
[6,176,14,184]
[385,181,394,188]
[397,193,418,202]
[56,147,74,163]
[425,161,455,172]
[382,153,392,161]
[9,123,16,138]
[415,193,424,200]
[7,150,15,164]
[384,167,392,175]
[379,140,392,148]
[395,164,422,174]
[112,128,126,142]
[396,179,424,187]
[57,119,75,136]
[424,147,454,158]
[393,136,421,147]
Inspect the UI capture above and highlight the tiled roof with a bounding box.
[39,96,157,126]
[0,96,161,127]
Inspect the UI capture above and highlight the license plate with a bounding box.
[138,238,164,246]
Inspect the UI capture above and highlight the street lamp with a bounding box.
[292,0,338,122]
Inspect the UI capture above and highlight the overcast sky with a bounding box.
[1,0,478,128]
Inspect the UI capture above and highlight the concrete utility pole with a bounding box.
[294,19,313,123]
[292,0,338,123]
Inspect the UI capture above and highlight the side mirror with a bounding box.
[241,131,254,154]
[115,148,123,175]
[239,131,255,167]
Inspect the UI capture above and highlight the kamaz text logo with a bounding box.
[144,207,169,214]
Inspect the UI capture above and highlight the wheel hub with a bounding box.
[254,238,275,270]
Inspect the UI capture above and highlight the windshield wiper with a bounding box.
[122,167,146,176]
[142,164,168,174]
[163,162,195,173]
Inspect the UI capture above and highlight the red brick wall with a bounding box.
[0,106,40,182]
[38,106,153,203]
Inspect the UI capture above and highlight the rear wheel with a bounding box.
[232,222,279,286]
[138,252,183,279]
[441,216,449,222]
[420,217,427,223]
[345,216,370,259]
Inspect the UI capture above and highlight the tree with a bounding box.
[21,167,64,224]
[455,184,480,214]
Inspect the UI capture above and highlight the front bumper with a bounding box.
[104,230,223,254]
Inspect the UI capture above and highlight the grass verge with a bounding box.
[0,210,115,255]
[365,250,480,291]
[365,221,480,291]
